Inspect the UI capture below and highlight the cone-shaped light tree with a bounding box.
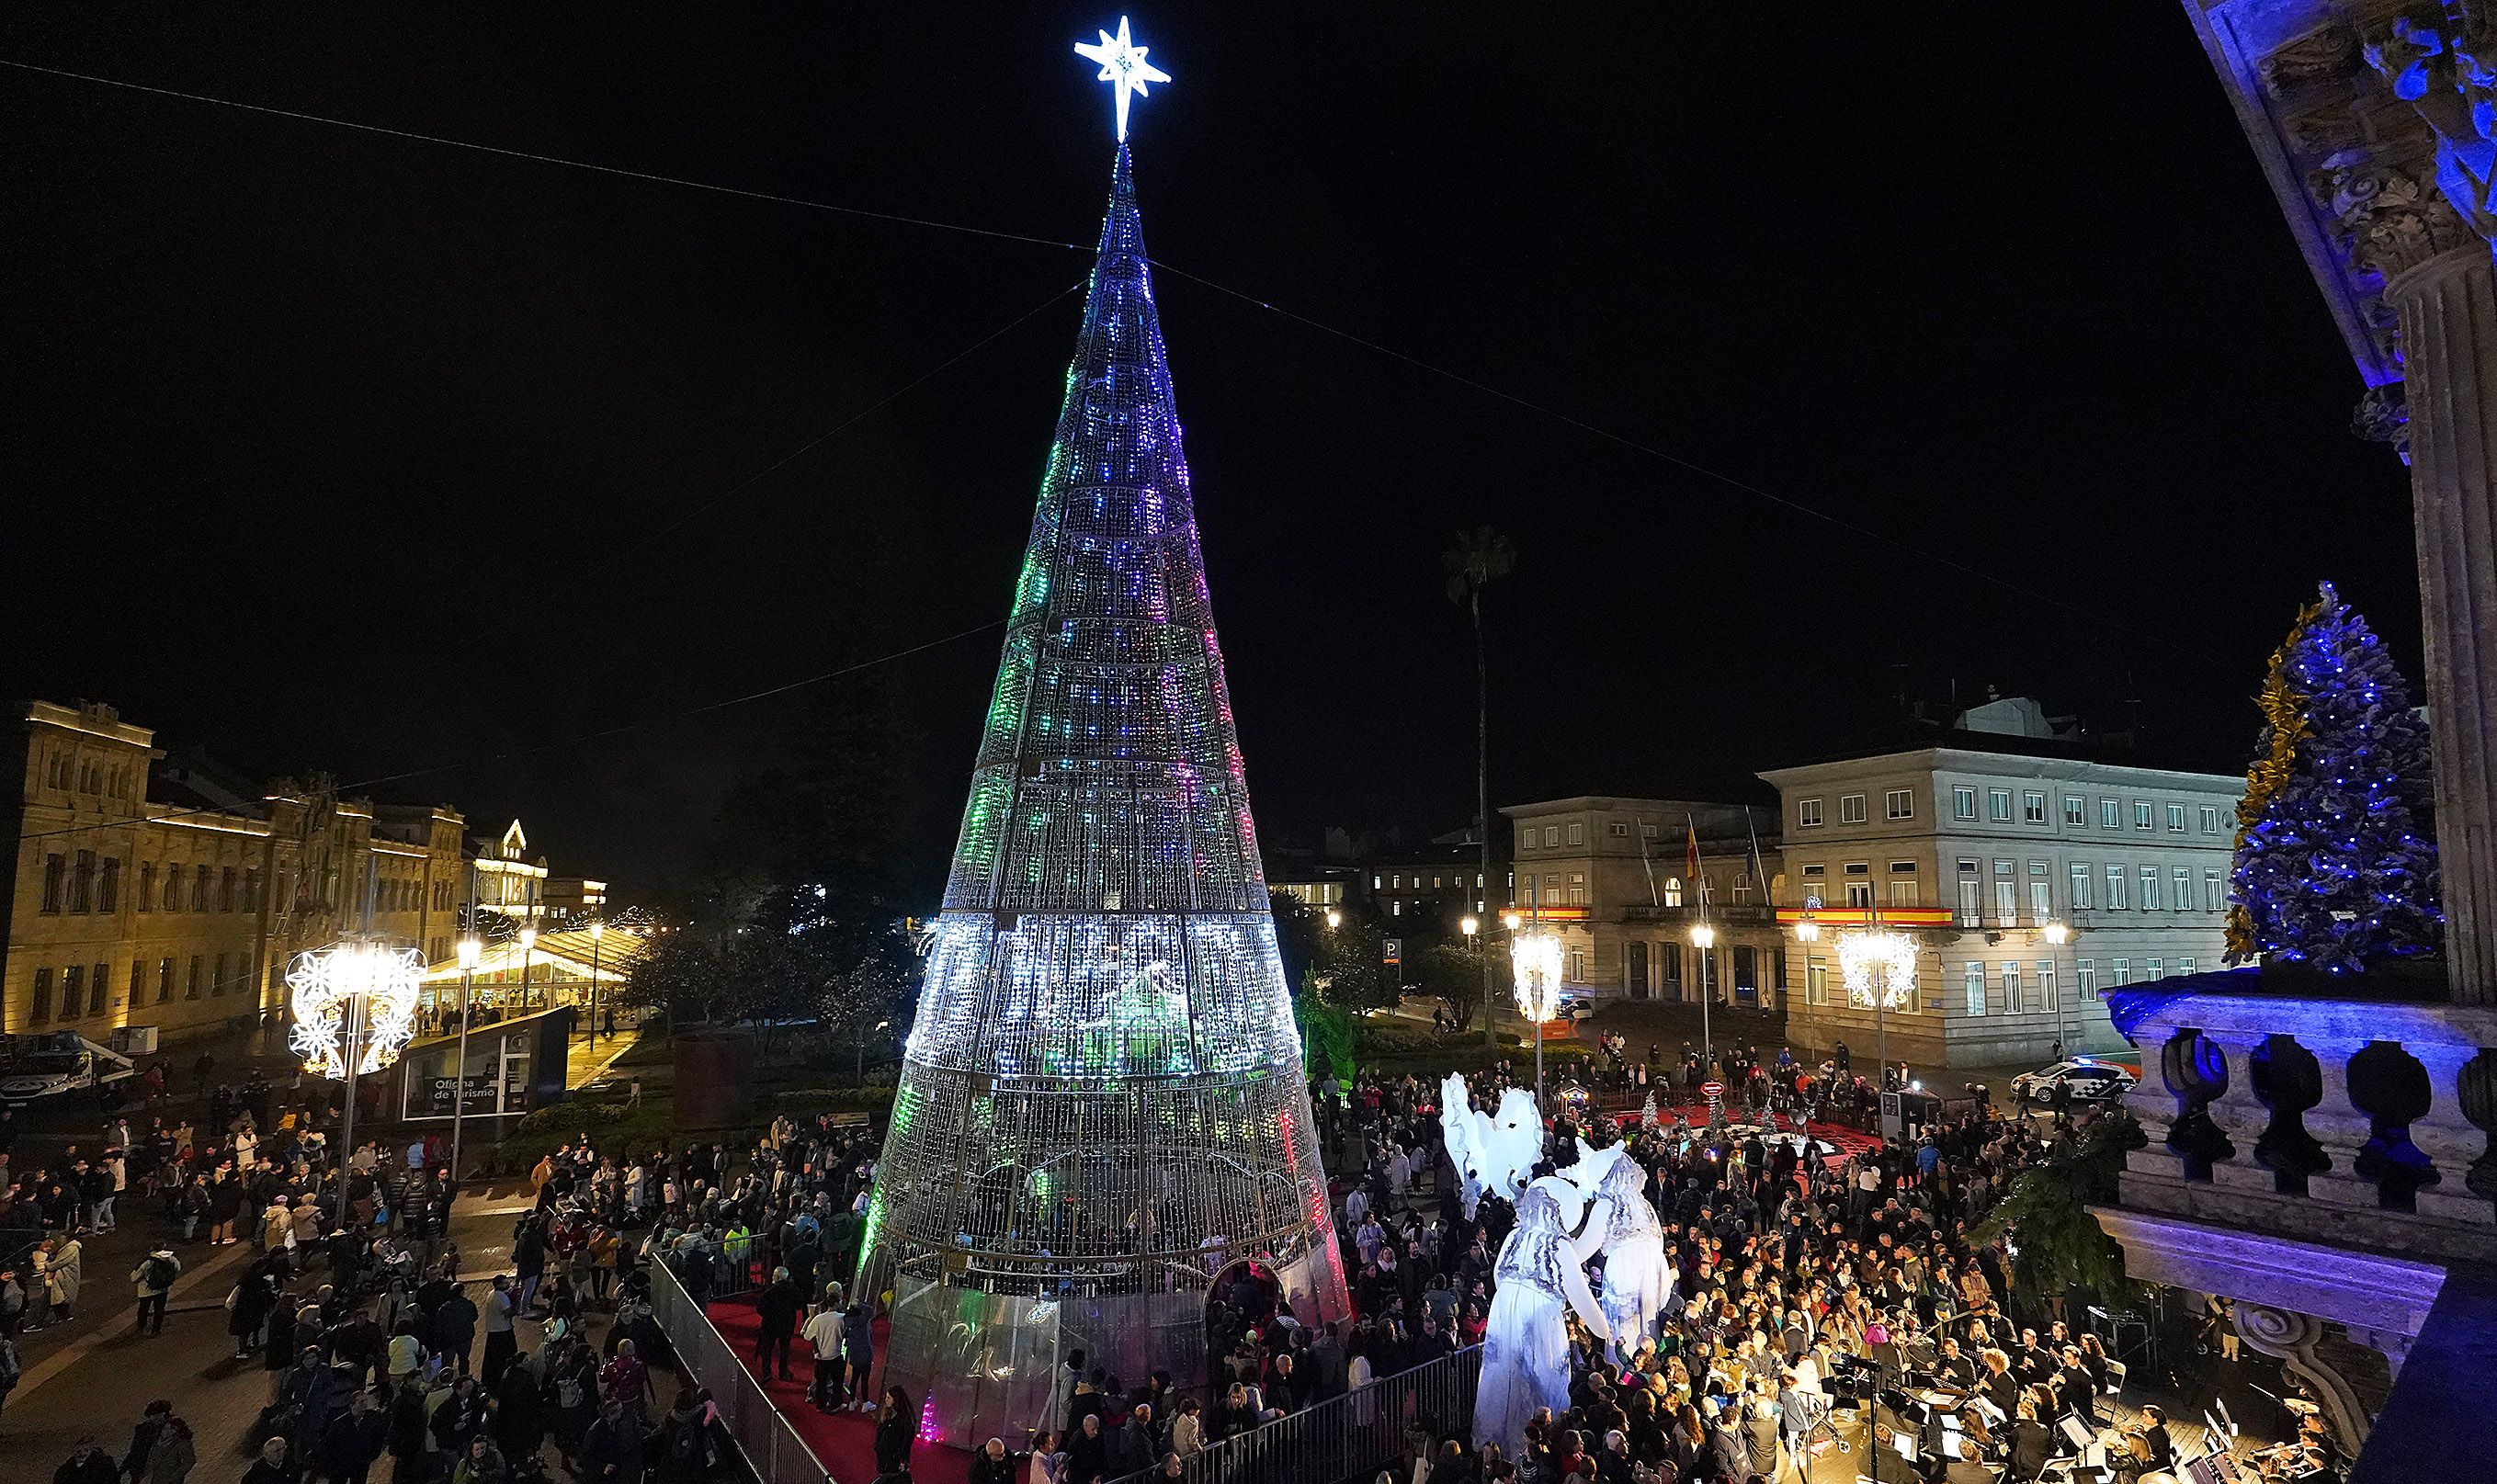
[2224,582,2442,973]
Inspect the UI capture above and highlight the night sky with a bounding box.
[0,6,2421,904]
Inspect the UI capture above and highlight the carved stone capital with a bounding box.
[2235,1302,2372,1447]
[2327,163,2486,280]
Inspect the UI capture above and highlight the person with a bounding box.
[970,1437,1019,1484]
[320,1391,390,1484]
[1028,1431,1067,1484]
[755,1267,800,1381]
[653,1395,709,1484]
[237,1438,297,1484]
[145,1416,195,1484]
[431,1280,479,1375]
[801,1299,846,1410]
[1945,1437,1992,1484]
[44,1232,83,1324]
[1110,1403,1158,1478]
[874,1386,916,1479]
[0,1328,21,1433]
[1065,1412,1107,1484]
[842,1297,876,1411]
[120,1401,175,1484]
[57,1438,119,1484]
[583,1399,645,1484]
[130,1248,181,1337]
[480,1275,517,1388]
[449,1436,508,1484]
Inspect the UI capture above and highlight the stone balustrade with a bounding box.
[2109,975,2497,1263]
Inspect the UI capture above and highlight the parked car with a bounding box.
[2010,1058,2137,1106]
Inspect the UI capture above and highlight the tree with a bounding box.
[1292,971,1356,1085]
[2225,582,2442,973]
[1412,940,1488,1029]
[1972,1111,2147,1306]
[1444,527,1515,1030]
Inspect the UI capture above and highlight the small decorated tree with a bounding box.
[2225,582,2442,972]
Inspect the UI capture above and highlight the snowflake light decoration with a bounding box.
[1838,930,1917,1010]
[1511,929,1567,1021]
[287,943,426,1079]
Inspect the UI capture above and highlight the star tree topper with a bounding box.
[1074,16,1171,142]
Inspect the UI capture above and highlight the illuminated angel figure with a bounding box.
[1439,1074,1543,1218]
[286,943,426,1080]
[1561,1139,1673,1363]
[1474,1174,1609,1454]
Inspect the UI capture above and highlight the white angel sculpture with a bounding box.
[1473,1173,1610,1453]
[1439,1073,1543,1218]
[1561,1138,1674,1363]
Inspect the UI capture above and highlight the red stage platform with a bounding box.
[705,1299,973,1484]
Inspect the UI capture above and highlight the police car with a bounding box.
[2010,1058,2137,1105]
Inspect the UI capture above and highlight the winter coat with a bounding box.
[45,1240,83,1304]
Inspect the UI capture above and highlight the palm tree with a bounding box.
[1444,527,1515,1030]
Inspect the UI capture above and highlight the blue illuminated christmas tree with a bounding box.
[2225,582,2441,973]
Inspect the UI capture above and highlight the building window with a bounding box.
[40,855,64,913]
[1733,945,1759,995]
[2069,861,2092,910]
[1845,877,1873,908]
[1372,874,1382,889]
[1543,826,1559,847]
[2167,803,2187,833]
[2173,867,2194,912]
[1798,798,1824,828]
[2139,866,2160,910]
[69,851,96,913]
[2105,865,2127,910]
[2134,801,2154,831]
[2023,791,2047,825]
[31,968,51,1022]
[2064,795,2085,826]
[1662,875,1684,907]
[1569,948,1586,982]
[1964,960,1986,1015]
[1993,860,2017,924]
[1885,789,1912,821]
[1390,901,1401,917]
[2144,957,2163,980]
[191,865,210,912]
[2111,957,2129,987]
[1662,943,1683,987]
[1840,794,1868,824]
[1953,787,1976,821]
[2002,960,2022,1013]
[1889,860,1919,907]
[2200,805,2221,835]
[61,965,85,1020]
[212,953,230,996]
[2100,799,2120,829]
[137,863,153,912]
[1957,859,1981,927]
[1608,821,1629,837]
[2179,957,2197,977]
[244,868,260,911]
[1567,822,1584,845]
[2038,960,2058,1010]
[221,867,237,912]
[164,867,182,912]
[2204,869,2225,912]
[1806,956,1829,1006]
[2078,959,2095,996]
[2028,862,2052,922]
[128,959,145,1010]
[1568,873,1586,906]
[1989,788,2013,822]
[185,957,201,1000]
[1475,873,1485,889]
[97,857,119,913]
[157,957,173,1003]
[89,961,108,1015]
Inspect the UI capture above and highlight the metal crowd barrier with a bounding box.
[1107,1344,1481,1484]
[645,1248,834,1484]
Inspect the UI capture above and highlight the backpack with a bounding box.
[144,1255,176,1290]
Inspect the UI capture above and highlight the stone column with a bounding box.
[2304,1038,2378,1209]
[2355,187,2497,1006]
[2205,1030,2275,1195]
[2406,1041,2497,1228]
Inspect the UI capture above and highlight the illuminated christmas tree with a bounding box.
[2225,582,2441,973]
[857,31,1345,1444]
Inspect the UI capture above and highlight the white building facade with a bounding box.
[1760,746,2242,1068]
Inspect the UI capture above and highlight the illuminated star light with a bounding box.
[1073,16,1171,142]
[287,942,426,1079]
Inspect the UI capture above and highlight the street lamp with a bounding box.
[1501,910,1523,933]
[1511,928,1565,1107]
[452,935,482,1180]
[1324,908,1342,930]
[516,925,538,1012]
[1689,922,1717,1069]
[1839,929,1917,1099]
[588,919,606,1040]
[1461,914,1480,938]
[2043,919,2072,1057]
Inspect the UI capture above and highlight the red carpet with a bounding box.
[705,1298,972,1484]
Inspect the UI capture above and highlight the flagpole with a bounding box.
[1686,812,1710,1071]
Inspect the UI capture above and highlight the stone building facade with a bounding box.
[1761,745,2242,1067]
[1,699,467,1044]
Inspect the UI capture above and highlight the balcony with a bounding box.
[1617,901,1771,927]
[2088,964,2497,1458]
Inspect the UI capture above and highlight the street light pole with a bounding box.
[452,934,481,1182]
[2044,919,2072,1059]
[589,918,606,1041]
[1690,922,1717,1072]
[517,925,537,1014]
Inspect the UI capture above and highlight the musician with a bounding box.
[1976,1347,2021,1422]
[1943,1436,1994,1484]
[2052,1345,2101,1427]
[2127,1404,2175,1473]
[1930,1334,1979,1395]
[2003,1393,2053,1483]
